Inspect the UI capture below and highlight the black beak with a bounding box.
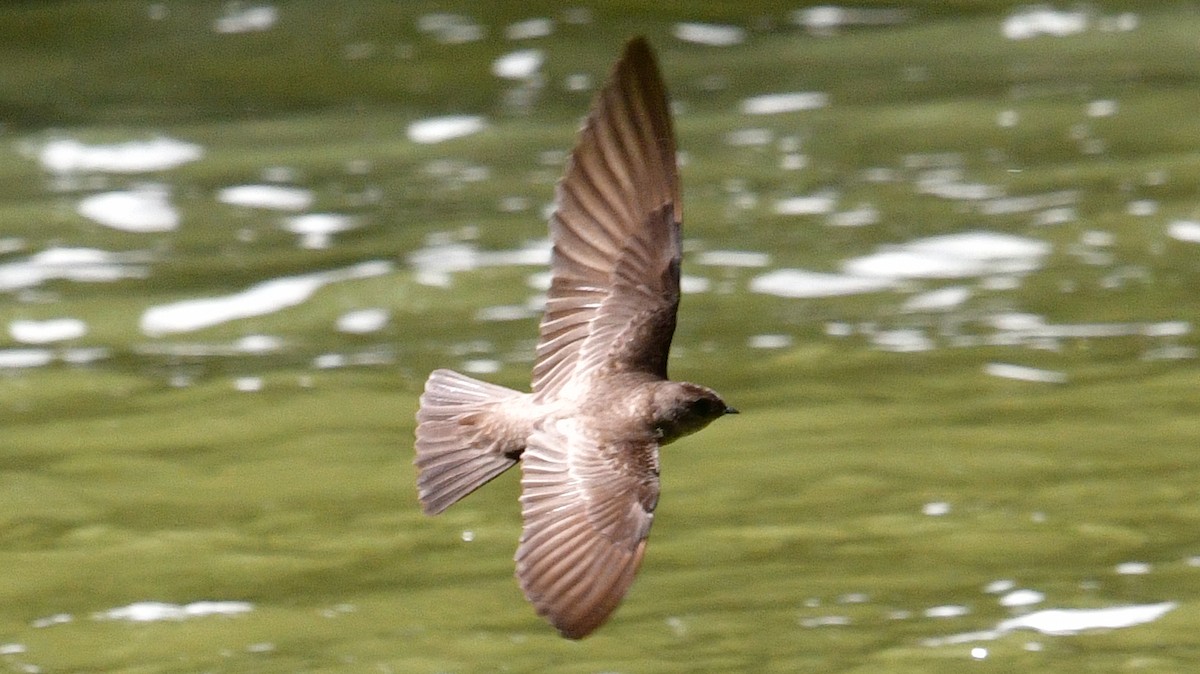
[724,406,739,415]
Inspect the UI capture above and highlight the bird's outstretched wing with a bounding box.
[531,37,682,396]
[515,418,660,639]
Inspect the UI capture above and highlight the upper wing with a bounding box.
[531,37,682,395]
[515,419,660,639]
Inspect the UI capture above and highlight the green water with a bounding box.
[3,2,1200,671]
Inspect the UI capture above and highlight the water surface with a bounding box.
[2,2,1199,672]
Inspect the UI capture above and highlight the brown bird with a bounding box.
[414,36,736,639]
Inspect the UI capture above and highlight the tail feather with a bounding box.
[415,369,524,515]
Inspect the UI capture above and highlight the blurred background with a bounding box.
[2,1,1199,671]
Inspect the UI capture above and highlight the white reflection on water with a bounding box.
[1168,220,1200,243]
[0,349,54,369]
[476,305,538,322]
[9,318,87,344]
[33,601,254,628]
[695,250,770,268]
[30,614,72,629]
[748,334,793,349]
[844,231,1051,280]
[1087,99,1118,118]
[922,501,951,516]
[136,335,283,358]
[406,116,487,144]
[91,601,253,622]
[1001,8,1087,40]
[213,4,277,34]
[463,358,501,374]
[925,605,970,619]
[408,239,549,287]
[283,213,357,249]
[871,328,935,353]
[493,49,543,79]
[416,13,484,44]
[236,334,283,353]
[1003,7,1138,40]
[140,261,392,336]
[680,275,711,293]
[793,6,908,36]
[1115,561,1151,575]
[750,269,893,298]
[218,184,314,211]
[918,176,1001,201]
[747,232,1048,300]
[674,23,746,47]
[36,137,203,174]
[800,615,851,628]
[336,308,388,334]
[999,589,1045,607]
[1127,199,1157,217]
[234,376,263,392]
[1001,603,1175,635]
[725,128,772,147]
[741,92,829,115]
[901,286,971,312]
[986,318,1191,342]
[925,602,1176,645]
[984,363,1067,384]
[828,204,879,228]
[505,18,552,40]
[77,186,179,232]
[774,191,837,215]
[313,349,394,370]
[980,190,1077,216]
[984,579,1016,594]
[0,247,150,291]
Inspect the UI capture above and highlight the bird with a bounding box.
[413,36,737,640]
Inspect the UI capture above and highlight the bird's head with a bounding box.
[652,381,737,445]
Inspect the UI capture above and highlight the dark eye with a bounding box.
[690,397,715,415]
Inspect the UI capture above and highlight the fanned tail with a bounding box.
[414,369,524,514]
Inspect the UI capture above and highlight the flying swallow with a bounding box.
[414,36,736,639]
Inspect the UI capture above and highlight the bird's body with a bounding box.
[414,37,735,639]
